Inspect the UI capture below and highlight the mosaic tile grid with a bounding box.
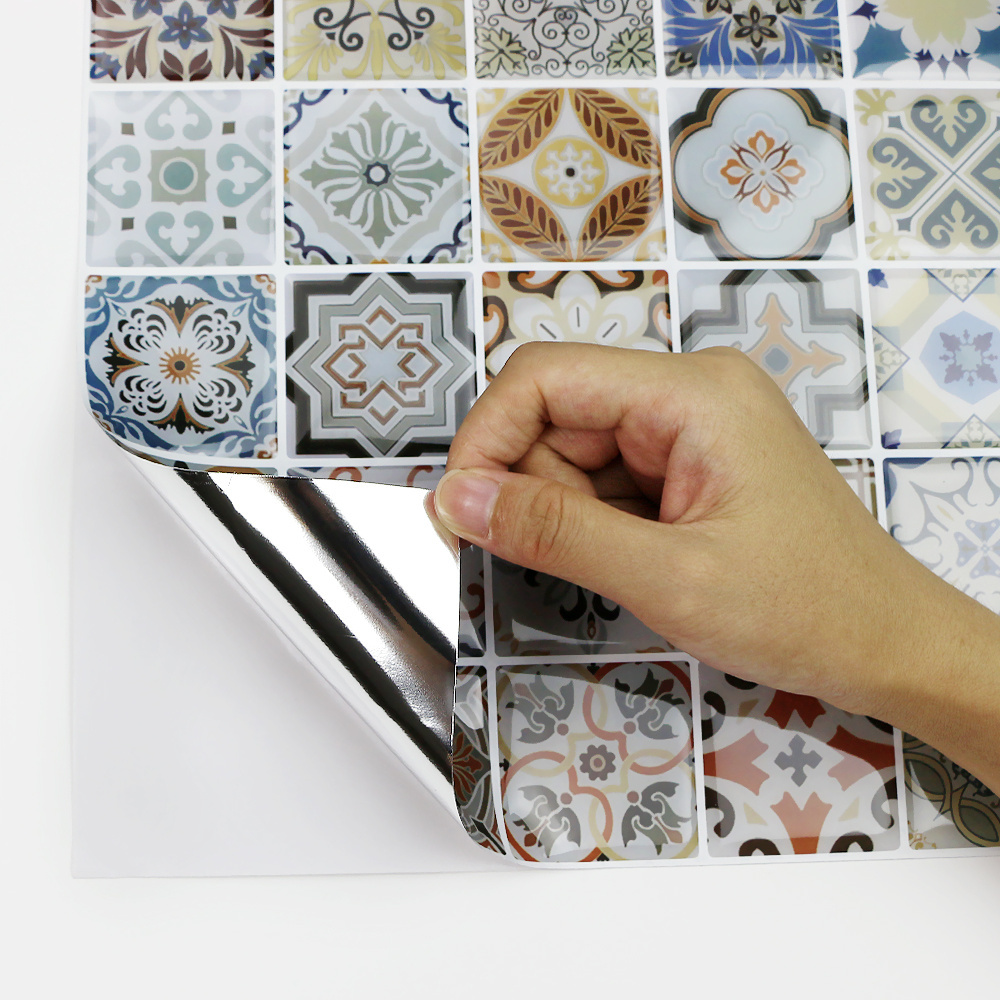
[835,458,877,514]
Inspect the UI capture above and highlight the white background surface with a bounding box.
[3,4,1000,997]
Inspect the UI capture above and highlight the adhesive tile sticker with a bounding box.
[84,274,277,459]
[678,269,870,448]
[869,268,1000,448]
[284,1,466,80]
[473,0,656,79]
[483,268,670,377]
[477,87,667,263]
[459,545,488,658]
[904,734,1000,849]
[91,0,275,82]
[454,666,505,853]
[87,90,275,267]
[885,456,1000,613]
[670,87,855,260]
[849,1,1000,80]
[855,89,1000,260]
[701,667,899,856]
[287,464,444,485]
[284,88,472,264]
[663,0,843,80]
[286,272,475,457]
[834,458,877,514]
[497,662,697,862]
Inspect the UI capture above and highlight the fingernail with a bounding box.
[433,470,500,540]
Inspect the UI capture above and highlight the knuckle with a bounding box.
[519,480,577,568]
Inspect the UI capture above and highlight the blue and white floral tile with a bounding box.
[834,458,877,514]
[663,0,843,79]
[701,667,899,856]
[869,269,1000,448]
[84,274,277,459]
[855,90,1000,259]
[849,1,1000,80]
[669,87,855,260]
[284,88,471,264]
[88,90,275,267]
[885,456,1000,613]
[285,273,475,457]
[904,734,1000,850]
[91,0,274,82]
[483,269,670,378]
[678,269,870,448]
[497,662,697,862]
[473,0,656,79]
[284,1,466,81]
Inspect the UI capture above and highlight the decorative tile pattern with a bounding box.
[849,1,1000,80]
[498,662,697,862]
[904,734,1000,849]
[670,87,854,260]
[91,0,274,81]
[284,88,471,264]
[287,464,444,485]
[454,666,505,853]
[679,269,870,448]
[701,667,899,856]
[835,458,877,514]
[477,87,666,262]
[483,269,669,378]
[885,456,1000,613]
[84,274,277,458]
[869,268,1000,448]
[491,558,675,657]
[663,0,843,79]
[473,0,655,79]
[856,90,1000,259]
[286,273,475,457]
[88,90,275,267]
[459,545,488,658]
[284,1,466,80]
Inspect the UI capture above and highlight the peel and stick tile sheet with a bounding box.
[81,0,1000,867]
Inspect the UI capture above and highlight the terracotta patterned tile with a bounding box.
[286,273,475,457]
[91,0,274,82]
[885,456,1000,613]
[498,662,697,862]
[849,1,1000,80]
[663,0,843,80]
[869,268,1000,448]
[670,87,855,260]
[284,88,472,264]
[701,667,899,856]
[477,87,667,262]
[84,274,277,459]
[284,1,466,80]
[679,269,870,448]
[87,90,275,267]
[855,89,1000,259]
[483,269,670,378]
[473,0,656,79]
[834,458,877,514]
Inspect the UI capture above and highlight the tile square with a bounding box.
[84,274,277,459]
[491,557,676,657]
[856,90,1000,259]
[849,2,1000,80]
[834,458,877,514]
[498,662,697,862]
[670,87,855,260]
[663,0,843,79]
[483,269,670,377]
[91,0,274,82]
[286,273,475,457]
[473,0,656,79]
[869,268,1000,448]
[679,269,870,448]
[284,1,466,80]
[459,545,488,658]
[87,90,275,267]
[885,456,1000,612]
[284,88,471,264]
[477,87,667,263]
[701,667,899,856]
[904,735,1000,849]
